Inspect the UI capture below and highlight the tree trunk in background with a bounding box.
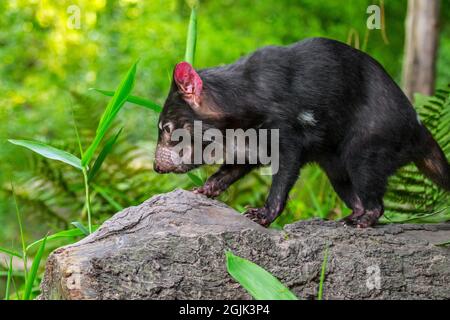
[402,0,440,102]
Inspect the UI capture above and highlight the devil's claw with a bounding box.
[244,207,272,227]
[192,183,222,198]
[341,208,383,228]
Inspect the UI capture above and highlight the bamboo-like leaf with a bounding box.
[23,235,47,300]
[88,128,123,182]
[225,251,298,300]
[90,88,162,113]
[82,61,138,166]
[26,226,98,252]
[8,139,82,170]
[184,4,198,65]
[0,247,21,258]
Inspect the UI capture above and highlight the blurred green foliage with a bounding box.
[1,1,449,295]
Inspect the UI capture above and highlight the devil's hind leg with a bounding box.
[345,146,394,228]
[321,159,364,225]
[349,171,387,227]
[328,177,366,225]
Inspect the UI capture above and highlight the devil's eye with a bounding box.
[163,123,173,134]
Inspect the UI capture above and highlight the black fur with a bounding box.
[156,37,450,228]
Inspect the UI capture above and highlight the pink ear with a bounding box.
[174,62,203,107]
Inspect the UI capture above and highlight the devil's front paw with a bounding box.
[341,209,364,226]
[244,207,273,227]
[192,182,223,198]
[341,208,383,228]
[354,209,383,228]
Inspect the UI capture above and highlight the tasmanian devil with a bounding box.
[154,37,450,228]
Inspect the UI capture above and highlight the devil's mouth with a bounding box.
[154,163,199,174]
[171,165,197,173]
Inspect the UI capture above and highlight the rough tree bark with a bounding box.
[39,189,450,300]
[402,0,440,102]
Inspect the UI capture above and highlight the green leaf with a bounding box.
[71,221,90,236]
[8,139,82,170]
[4,255,13,300]
[318,245,329,300]
[23,235,47,300]
[225,251,298,300]
[90,89,162,113]
[187,172,203,186]
[185,5,198,65]
[435,239,450,247]
[0,246,22,258]
[88,128,123,182]
[26,226,98,252]
[82,60,138,166]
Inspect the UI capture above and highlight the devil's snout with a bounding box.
[154,145,179,173]
[153,161,163,173]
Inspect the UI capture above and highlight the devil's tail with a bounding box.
[414,126,450,191]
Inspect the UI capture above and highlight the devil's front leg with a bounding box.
[244,147,302,227]
[193,164,254,198]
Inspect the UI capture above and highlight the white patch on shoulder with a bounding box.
[297,111,317,126]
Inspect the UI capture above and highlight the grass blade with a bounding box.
[23,234,47,300]
[71,221,90,236]
[318,245,329,300]
[8,139,82,170]
[88,128,123,182]
[226,251,298,300]
[172,5,203,187]
[82,60,138,166]
[0,247,22,258]
[185,4,198,65]
[90,89,162,113]
[12,182,28,280]
[82,167,93,234]
[187,172,203,186]
[4,256,13,300]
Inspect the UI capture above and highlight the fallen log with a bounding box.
[39,189,450,300]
